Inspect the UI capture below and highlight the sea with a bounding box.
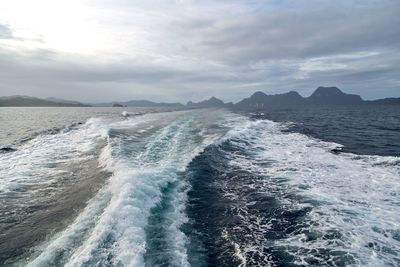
[0,106,399,266]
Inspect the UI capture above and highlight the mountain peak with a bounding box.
[186,96,225,107]
[311,87,343,97]
[287,91,301,96]
[309,86,362,105]
[236,90,306,108]
[208,96,224,103]
[250,91,267,98]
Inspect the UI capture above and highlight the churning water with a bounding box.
[0,106,399,266]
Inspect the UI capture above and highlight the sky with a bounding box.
[0,0,399,103]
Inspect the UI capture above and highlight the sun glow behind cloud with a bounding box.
[0,0,98,52]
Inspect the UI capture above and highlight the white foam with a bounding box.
[25,109,232,266]
[0,118,108,196]
[23,110,397,266]
[24,186,112,267]
[222,118,400,265]
[221,228,248,267]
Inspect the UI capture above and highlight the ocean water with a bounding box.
[0,106,399,266]
[246,105,400,157]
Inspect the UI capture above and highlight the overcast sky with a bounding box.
[0,0,399,103]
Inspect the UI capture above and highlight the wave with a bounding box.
[0,121,87,154]
[23,109,231,266]
[184,118,400,266]
[0,117,111,266]
[6,109,399,266]
[0,118,108,196]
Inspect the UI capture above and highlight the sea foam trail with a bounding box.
[208,119,400,266]
[0,118,108,195]
[25,109,231,267]
[0,118,112,266]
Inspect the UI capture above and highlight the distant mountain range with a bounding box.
[0,96,90,107]
[1,87,399,108]
[44,97,85,106]
[96,96,231,108]
[234,86,400,109]
[95,96,228,108]
[93,99,183,107]
[186,96,225,108]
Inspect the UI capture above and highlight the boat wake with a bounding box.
[0,109,398,266]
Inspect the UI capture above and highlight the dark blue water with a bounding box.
[0,106,399,266]
[181,106,400,266]
[248,105,400,157]
[180,105,400,266]
[184,138,353,266]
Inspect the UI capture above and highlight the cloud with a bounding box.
[162,1,400,64]
[0,47,237,102]
[0,23,13,39]
[0,0,399,102]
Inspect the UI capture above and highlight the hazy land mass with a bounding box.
[1,87,400,108]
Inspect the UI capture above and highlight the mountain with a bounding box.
[45,97,85,105]
[234,86,373,110]
[0,95,90,107]
[186,97,225,108]
[236,91,306,108]
[365,98,400,105]
[93,100,183,107]
[308,87,363,105]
